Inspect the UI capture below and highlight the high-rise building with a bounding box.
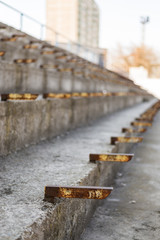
[46,0,99,48]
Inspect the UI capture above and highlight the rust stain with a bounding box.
[44,186,113,200]
[90,153,134,163]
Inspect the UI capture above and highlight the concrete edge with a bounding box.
[18,138,140,240]
[0,95,146,156]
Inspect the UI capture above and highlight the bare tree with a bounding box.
[111,44,158,76]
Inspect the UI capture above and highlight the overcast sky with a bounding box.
[0,0,160,51]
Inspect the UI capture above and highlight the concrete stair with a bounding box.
[0,100,156,240]
[0,22,156,240]
[0,22,145,94]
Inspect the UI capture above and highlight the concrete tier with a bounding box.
[0,95,147,156]
[0,61,136,93]
[0,99,155,240]
[0,22,146,94]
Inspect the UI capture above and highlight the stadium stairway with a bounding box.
[0,22,156,240]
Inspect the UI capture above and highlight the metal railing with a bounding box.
[0,0,103,65]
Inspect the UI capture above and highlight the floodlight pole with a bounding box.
[140,16,150,46]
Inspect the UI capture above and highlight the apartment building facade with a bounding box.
[46,0,99,48]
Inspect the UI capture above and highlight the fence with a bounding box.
[0,0,103,66]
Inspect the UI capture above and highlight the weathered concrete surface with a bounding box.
[80,109,160,240]
[0,22,146,94]
[0,99,156,240]
[0,95,145,156]
[0,61,139,93]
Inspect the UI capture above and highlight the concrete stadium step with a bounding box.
[0,94,149,156]
[0,99,156,240]
[0,20,156,240]
[0,56,134,92]
[0,22,41,44]
[0,60,134,93]
[80,104,160,240]
[0,22,146,94]
[0,22,133,87]
[0,39,75,67]
[0,23,78,68]
[0,59,145,94]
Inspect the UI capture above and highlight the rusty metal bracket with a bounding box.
[0,26,6,29]
[1,93,38,101]
[89,153,134,163]
[135,118,153,122]
[0,51,5,56]
[55,55,68,60]
[58,68,73,72]
[79,92,89,97]
[1,34,26,42]
[14,59,37,64]
[111,136,143,145]
[122,128,147,133]
[41,50,59,55]
[41,44,57,49]
[44,186,113,201]
[141,109,157,117]
[131,122,152,127]
[72,93,81,97]
[40,64,58,69]
[23,44,38,49]
[12,34,26,38]
[43,93,71,99]
[73,71,83,76]
[140,114,155,120]
[30,40,42,44]
[67,58,79,63]
[1,37,17,42]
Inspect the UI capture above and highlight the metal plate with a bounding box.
[45,186,113,200]
[1,93,38,101]
[0,51,5,56]
[14,59,37,64]
[90,153,134,163]
[111,136,143,145]
[122,128,147,133]
[131,122,152,127]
